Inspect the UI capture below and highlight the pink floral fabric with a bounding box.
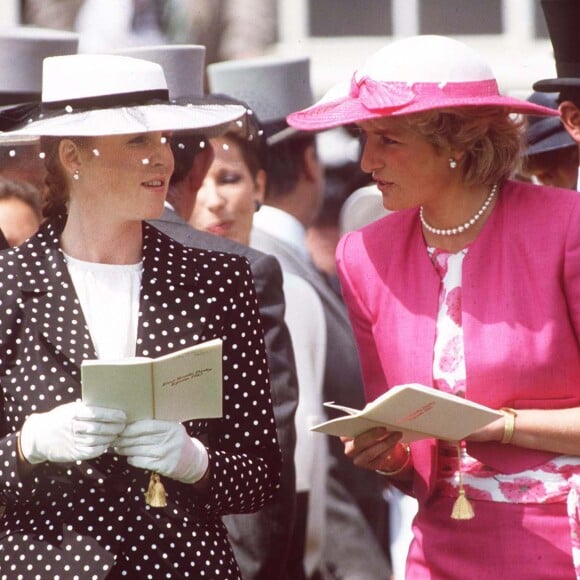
[568,475,580,578]
[430,247,467,397]
[428,246,580,576]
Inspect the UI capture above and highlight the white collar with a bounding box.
[251,205,309,259]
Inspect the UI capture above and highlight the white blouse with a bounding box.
[64,253,143,360]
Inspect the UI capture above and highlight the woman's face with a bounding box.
[190,136,265,246]
[0,197,40,246]
[71,131,174,222]
[358,117,455,211]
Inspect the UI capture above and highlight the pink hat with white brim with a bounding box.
[287,35,559,131]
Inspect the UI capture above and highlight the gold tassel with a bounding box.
[145,472,167,508]
[451,487,475,520]
[450,442,474,520]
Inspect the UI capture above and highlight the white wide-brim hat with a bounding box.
[0,53,245,140]
[287,35,558,131]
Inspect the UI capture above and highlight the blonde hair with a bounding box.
[401,106,524,186]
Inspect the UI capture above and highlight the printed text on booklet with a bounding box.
[311,383,503,442]
[81,339,223,423]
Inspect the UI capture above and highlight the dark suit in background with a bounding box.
[151,208,302,580]
[251,226,391,578]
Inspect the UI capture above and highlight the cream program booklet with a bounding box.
[81,338,223,423]
[311,383,503,443]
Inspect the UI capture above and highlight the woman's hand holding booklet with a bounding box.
[311,383,503,443]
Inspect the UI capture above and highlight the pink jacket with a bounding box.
[336,180,580,504]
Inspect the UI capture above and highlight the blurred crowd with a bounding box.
[21,0,277,62]
[1,1,579,579]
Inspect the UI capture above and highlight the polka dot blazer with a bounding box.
[0,215,282,579]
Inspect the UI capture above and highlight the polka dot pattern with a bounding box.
[0,215,281,578]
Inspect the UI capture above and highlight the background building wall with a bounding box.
[9,0,557,101]
[274,0,556,100]
[0,0,20,25]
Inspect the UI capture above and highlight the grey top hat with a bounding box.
[112,44,206,100]
[525,91,575,156]
[0,26,78,105]
[534,0,580,92]
[109,44,251,139]
[0,53,246,140]
[207,56,314,145]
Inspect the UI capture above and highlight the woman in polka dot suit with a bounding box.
[0,55,281,578]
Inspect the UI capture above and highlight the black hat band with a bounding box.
[42,89,170,113]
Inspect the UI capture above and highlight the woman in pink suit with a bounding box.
[287,35,580,579]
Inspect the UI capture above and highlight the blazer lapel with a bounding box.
[19,217,96,381]
[137,223,213,357]
[22,220,221,375]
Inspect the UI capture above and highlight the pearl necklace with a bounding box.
[419,184,498,236]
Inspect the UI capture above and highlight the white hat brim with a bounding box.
[0,103,246,139]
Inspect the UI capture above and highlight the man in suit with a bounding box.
[151,205,301,580]
[208,55,391,579]
[116,45,301,580]
[152,200,301,580]
[534,0,580,191]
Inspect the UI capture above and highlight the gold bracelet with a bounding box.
[376,443,411,477]
[500,408,517,444]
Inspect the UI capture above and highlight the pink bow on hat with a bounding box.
[349,74,415,112]
[349,74,507,114]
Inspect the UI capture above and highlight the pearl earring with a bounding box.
[73,169,80,181]
[448,157,458,169]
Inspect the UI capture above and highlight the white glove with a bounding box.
[20,401,127,464]
[114,420,209,484]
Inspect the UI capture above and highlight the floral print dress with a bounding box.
[428,246,580,576]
